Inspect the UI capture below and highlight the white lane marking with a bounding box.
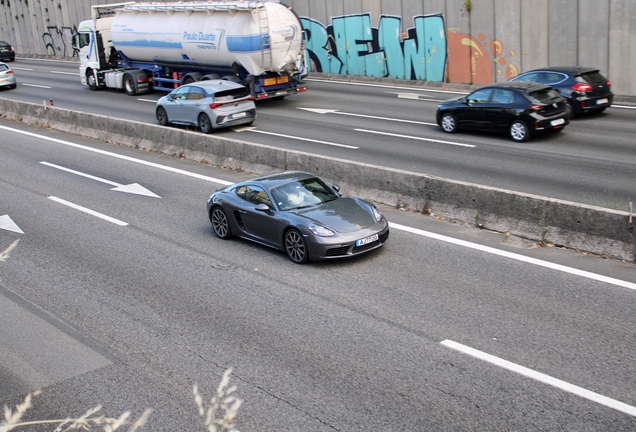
[0,215,24,234]
[441,339,636,418]
[303,78,468,94]
[612,105,636,110]
[21,83,52,89]
[390,222,636,291]
[356,129,475,148]
[48,196,128,226]
[49,71,79,76]
[397,93,445,103]
[40,162,161,198]
[0,125,233,186]
[243,128,359,149]
[137,98,159,103]
[8,67,33,71]
[298,107,435,125]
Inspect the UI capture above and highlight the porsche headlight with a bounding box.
[372,206,383,222]
[308,223,335,237]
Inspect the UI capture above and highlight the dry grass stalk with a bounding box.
[194,368,243,432]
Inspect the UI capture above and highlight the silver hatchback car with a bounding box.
[156,80,256,133]
[0,61,16,89]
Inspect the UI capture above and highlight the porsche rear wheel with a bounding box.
[210,207,232,239]
[285,229,308,264]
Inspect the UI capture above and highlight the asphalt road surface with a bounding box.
[1,120,635,430]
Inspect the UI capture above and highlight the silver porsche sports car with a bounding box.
[206,171,389,263]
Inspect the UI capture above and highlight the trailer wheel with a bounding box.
[86,70,98,91]
[124,74,136,96]
[199,113,213,134]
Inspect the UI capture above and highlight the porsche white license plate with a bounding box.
[551,118,565,126]
[232,112,247,119]
[356,233,378,247]
[596,98,608,105]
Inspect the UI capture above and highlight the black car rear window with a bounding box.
[576,71,607,84]
[528,88,562,104]
[213,86,250,101]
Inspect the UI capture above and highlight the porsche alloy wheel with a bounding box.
[210,207,232,239]
[285,229,308,264]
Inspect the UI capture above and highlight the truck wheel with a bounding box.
[199,113,213,134]
[124,74,136,96]
[86,70,98,91]
[156,107,169,126]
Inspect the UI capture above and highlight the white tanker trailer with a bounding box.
[73,1,307,98]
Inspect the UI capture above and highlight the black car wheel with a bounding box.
[199,113,213,134]
[210,207,232,239]
[566,101,576,119]
[440,113,458,133]
[285,229,308,264]
[509,120,530,142]
[156,107,169,126]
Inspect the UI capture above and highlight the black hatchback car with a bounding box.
[436,82,569,142]
[0,41,15,62]
[510,66,613,116]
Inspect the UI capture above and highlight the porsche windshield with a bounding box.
[272,178,338,211]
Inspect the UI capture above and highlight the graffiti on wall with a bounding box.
[42,25,78,57]
[300,14,447,82]
[446,30,518,85]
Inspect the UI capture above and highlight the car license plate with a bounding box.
[232,112,246,119]
[551,118,565,126]
[596,98,608,105]
[356,233,378,247]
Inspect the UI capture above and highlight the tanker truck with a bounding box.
[73,1,307,99]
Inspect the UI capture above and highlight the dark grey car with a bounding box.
[206,171,389,263]
[0,40,15,62]
[510,66,613,116]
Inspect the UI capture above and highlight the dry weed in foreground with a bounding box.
[194,368,243,432]
[1,241,242,431]
[1,391,152,432]
[0,239,19,263]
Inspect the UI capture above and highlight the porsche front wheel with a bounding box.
[210,207,232,239]
[285,229,308,264]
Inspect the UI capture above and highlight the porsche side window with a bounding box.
[236,185,272,207]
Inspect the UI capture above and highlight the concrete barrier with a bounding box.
[1,97,634,261]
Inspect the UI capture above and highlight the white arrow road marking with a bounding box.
[0,125,232,186]
[298,107,436,125]
[355,128,476,148]
[232,127,358,149]
[441,339,636,418]
[40,162,161,198]
[0,215,24,234]
[48,197,128,226]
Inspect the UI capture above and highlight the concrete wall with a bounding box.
[1,0,634,95]
[1,97,633,261]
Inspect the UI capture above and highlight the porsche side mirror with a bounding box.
[255,203,270,213]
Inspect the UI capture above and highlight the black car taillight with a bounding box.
[572,83,593,93]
